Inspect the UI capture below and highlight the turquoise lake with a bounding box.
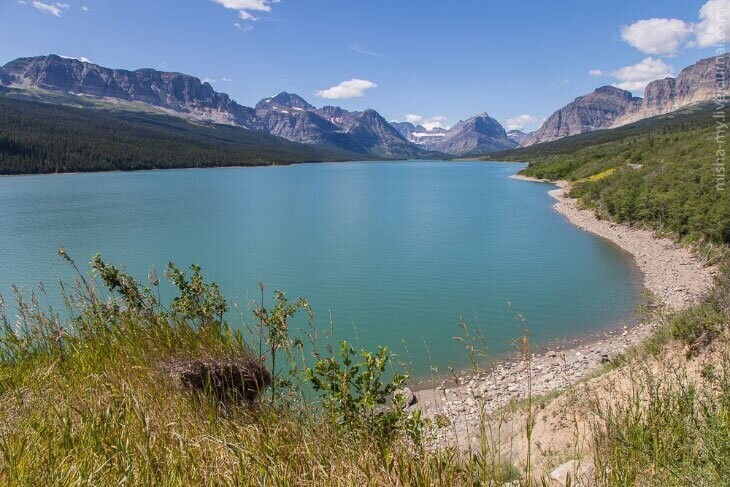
[0,161,642,377]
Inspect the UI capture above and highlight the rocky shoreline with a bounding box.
[547,180,714,310]
[418,174,716,450]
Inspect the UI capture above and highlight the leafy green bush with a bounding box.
[668,304,725,344]
[305,340,422,441]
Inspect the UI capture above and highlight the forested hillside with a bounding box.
[0,97,366,174]
[491,105,729,244]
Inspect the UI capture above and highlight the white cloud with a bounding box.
[59,55,92,63]
[589,69,605,76]
[403,114,449,130]
[315,79,377,99]
[505,114,540,131]
[221,76,232,82]
[211,0,279,22]
[694,0,730,47]
[80,5,88,11]
[202,77,216,84]
[421,117,448,131]
[611,57,674,92]
[620,1,730,56]
[621,18,692,56]
[31,1,69,16]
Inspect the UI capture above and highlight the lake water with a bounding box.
[0,161,642,376]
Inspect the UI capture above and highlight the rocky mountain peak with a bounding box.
[456,113,505,134]
[593,85,635,99]
[393,113,516,156]
[256,92,315,112]
[523,85,639,146]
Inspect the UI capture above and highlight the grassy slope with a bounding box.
[0,258,511,486]
[490,105,729,244]
[0,97,371,175]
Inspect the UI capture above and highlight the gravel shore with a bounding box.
[418,175,716,450]
[548,180,714,310]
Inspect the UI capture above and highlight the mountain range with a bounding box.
[0,55,516,159]
[0,53,726,162]
[522,54,728,146]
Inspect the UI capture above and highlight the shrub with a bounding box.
[305,340,423,442]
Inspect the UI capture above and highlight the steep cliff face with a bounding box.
[342,109,429,159]
[524,86,639,146]
[0,55,257,126]
[611,54,729,127]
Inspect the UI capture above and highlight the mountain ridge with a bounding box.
[0,55,444,159]
[4,53,722,157]
[524,54,729,146]
[0,54,258,127]
[610,54,729,127]
[0,54,525,158]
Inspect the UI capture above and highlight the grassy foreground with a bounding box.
[0,253,491,486]
[0,248,727,485]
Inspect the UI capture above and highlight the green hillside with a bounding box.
[0,97,368,174]
[490,105,729,244]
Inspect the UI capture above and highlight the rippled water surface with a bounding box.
[0,161,642,375]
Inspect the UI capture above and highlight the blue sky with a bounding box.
[1,0,727,132]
